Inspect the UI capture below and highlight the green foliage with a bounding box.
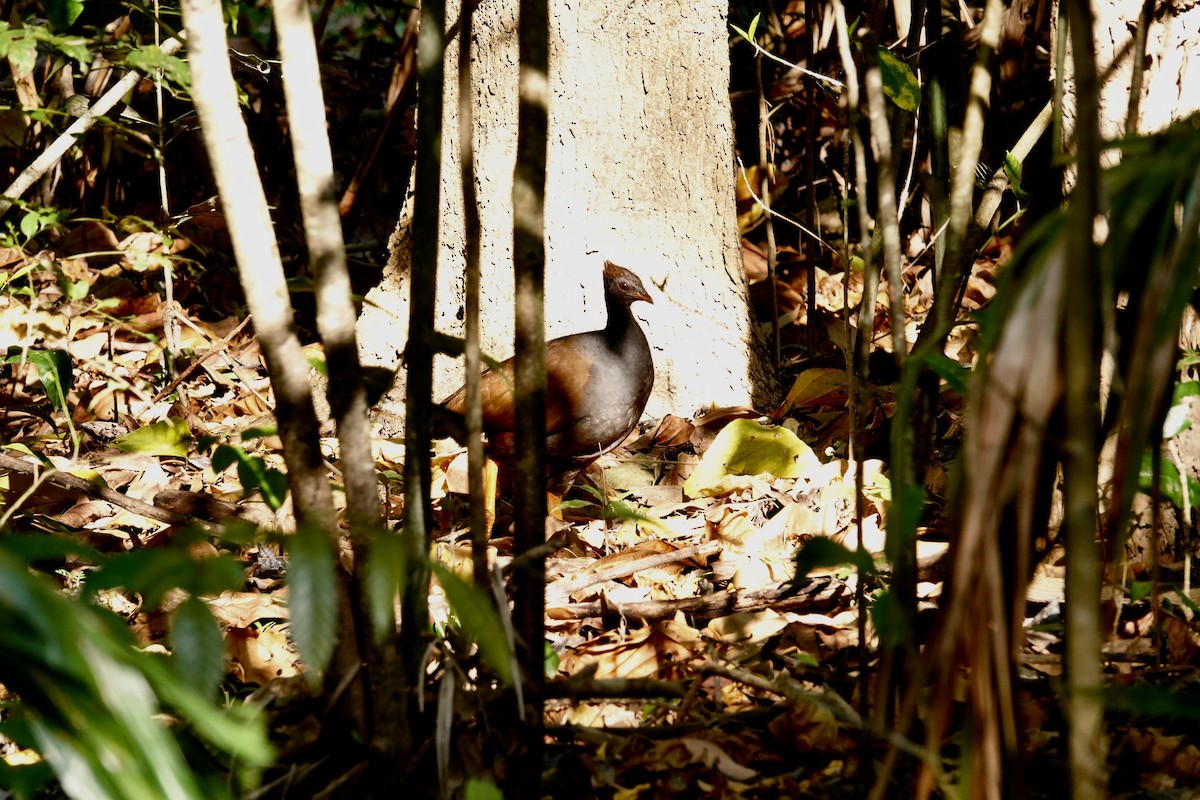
[0,537,271,799]
[170,596,227,699]
[1003,151,1031,202]
[2,347,72,412]
[212,443,289,510]
[874,47,920,112]
[465,776,504,800]
[0,261,37,298]
[0,201,72,248]
[114,418,193,457]
[363,527,407,640]
[885,482,924,569]
[1128,580,1153,602]
[1106,683,1200,720]
[125,43,192,95]
[44,0,86,31]
[0,22,91,76]
[729,12,762,44]
[1162,380,1199,438]
[544,640,560,678]
[1137,451,1200,510]
[286,521,339,686]
[869,588,910,650]
[84,534,246,608]
[792,536,876,584]
[430,562,514,685]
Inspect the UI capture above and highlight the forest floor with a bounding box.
[4,225,1200,797]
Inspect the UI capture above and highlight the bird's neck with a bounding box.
[604,301,642,346]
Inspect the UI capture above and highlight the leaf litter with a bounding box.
[2,217,1199,796]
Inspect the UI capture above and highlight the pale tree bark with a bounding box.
[1058,0,1200,164]
[358,0,776,431]
[179,0,368,739]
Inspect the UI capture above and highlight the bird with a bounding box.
[437,260,655,470]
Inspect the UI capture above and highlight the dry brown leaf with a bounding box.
[562,619,699,680]
[704,609,791,644]
[677,737,758,781]
[765,698,844,752]
[1128,728,1200,782]
[206,590,289,627]
[563,703,640,728]
[228,625,299,684]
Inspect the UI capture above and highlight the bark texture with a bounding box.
[358,0,776,434]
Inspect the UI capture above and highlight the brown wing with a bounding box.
[440,336,588,438]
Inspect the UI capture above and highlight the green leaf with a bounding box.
[730,13,761,44]
[1106,684,1200,719]
[465,777,505,800]
[1128,580,1153,602]
[0,533,98,565]
[3,348,73,411]
[286,522,338,686]
[885,482,924,567]
[125,45,191,91]
[1003,151,1030,201]
[44,0,86,30]
[1163,380,1199,439]
[4,35,37,77]
[683,419,821,498]
[792,536,875,583]
[20,211,40,239]
[920,350,971,394]
[363,529,406,640]
[870,589,911,649]
[876,47,920,113]
[212,444,289,510]
[170,597,226,699]
[85,548,242,608]
[0,549,268,799]
[239,425,278,441]
[48,34,90,68]
[0,757,54,798]
[114,418,192,457]
[430,562,513,685]
[1138,450,1200,509]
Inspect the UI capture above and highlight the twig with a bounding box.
[543,677,689,699]
[546,577,851,622]
[700,662,934,765]
[0,452,216,533]
[150,314,252,402]
[546,540,722,601]
[0,37,185,217]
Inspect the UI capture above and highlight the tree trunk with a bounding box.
[1058,0,1200,156]
[358,0,777,432]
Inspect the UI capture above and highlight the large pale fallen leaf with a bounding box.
[684,419,821,498]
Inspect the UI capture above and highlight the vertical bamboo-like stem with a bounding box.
[831,0,874,735]
[756,49,780,368]
[803,0,820,354]
[914,0,1005,353]
[458,0,489,589]
[1062,1,1107,797]
[180,0,368,739]
[403,0,446,704]
[512,0,549,793]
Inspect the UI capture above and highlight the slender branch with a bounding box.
[0,37,184,217]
